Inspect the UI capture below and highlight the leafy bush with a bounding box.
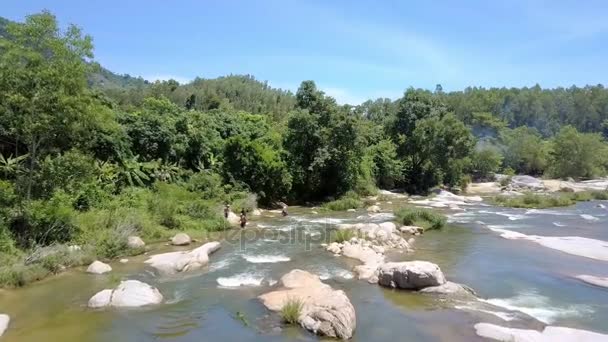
[10,191,78,247]
[493,191,608,209]
[395,207,446,230]
[281,298,304,324]
[470,147,503,180]
[323,192,363,211]
[493,193,574,209]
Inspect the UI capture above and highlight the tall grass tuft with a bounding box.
[395,207,446,231]
[281,298,304,324]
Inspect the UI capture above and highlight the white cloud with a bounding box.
[143,74,192,85]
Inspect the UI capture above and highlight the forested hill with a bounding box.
[3,14,606,135]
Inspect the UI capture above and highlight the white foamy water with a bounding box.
[525,209,575,216]
[455,304,516,321]
[217,273,265,287]
[479,210,527,221]
[553,222,566,227]
[316,267,354,280]
[207,257,233,272]
[479,291,592,324]
[486,226,608,261]
[581,214,599,221]
[242,254,290,263]
[308,218,345,224]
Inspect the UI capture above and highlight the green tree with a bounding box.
[0,11,111,199]
[500,127,549,175]
[548,126,607,179]
[470,147,503,180]
[223,136,291,204]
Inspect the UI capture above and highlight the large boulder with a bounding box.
[144,241,220,274]
[474,323,608,342]
[258,270,356,339]
[510,175,545,191]
[377,261,446,290]
[170,233,192,246]
[86,260,112,274]
[0,314,9,338]
[127,236,145,249]
[88,280,163,308]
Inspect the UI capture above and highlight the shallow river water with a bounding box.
[1,196,607,341]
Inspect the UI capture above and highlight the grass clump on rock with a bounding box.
[281,298,304,324]
[395,207,446,231]
[493,190,608,209]
[332,229,356,243]
[323,192,363,211]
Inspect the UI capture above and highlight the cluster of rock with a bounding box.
[258,270,356,340]
[409,190,482,209]
[88,280,163,308]
[0,314,9,338]
[144,241,220,275]
[326,222,414,282]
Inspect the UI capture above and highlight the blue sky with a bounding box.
[3,0,608,104]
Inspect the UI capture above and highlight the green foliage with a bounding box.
[10,191,78,247]
[492,191,608,209]
[280,298,304,324]
[323,192,363,211]
[493,193,575,209]
[395,207,446,231]
[470,147,504,180]
[223,136,291,204]
[332,229,356,243]
[500,127,549,175]
[548,126,608,179]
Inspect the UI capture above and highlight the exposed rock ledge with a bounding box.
[145,241,220,275]
[0,314,9,338]
[575,275,608,289]
[474,322,608,342]
[259,270,356,340]
[88,280,163,308]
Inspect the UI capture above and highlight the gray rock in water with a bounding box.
[86,260,112,274]
[88,280,163,308]
[0,314,9,338]
[170,233,192,246]
[144,241,220,274]
[258,270,356,339]
[510,175,545,191]
[474,322,608,342]
[378,261,446,290]
[127,236,145,249]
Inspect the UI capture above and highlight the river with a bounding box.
[1,195,607,341]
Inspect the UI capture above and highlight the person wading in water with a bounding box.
[240,209,247,228]
[224,204,230,218]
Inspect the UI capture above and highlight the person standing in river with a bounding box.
[240,209,247,228]
[224,204,230,218]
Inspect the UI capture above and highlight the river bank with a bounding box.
[1,188,608,341]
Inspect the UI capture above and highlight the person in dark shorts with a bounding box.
[224,204,230,218]
[240,209,247,228]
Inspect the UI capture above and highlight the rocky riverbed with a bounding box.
[1,187,607,341]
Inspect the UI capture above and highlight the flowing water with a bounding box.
[1,196,607,341]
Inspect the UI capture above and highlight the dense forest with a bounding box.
[1,12,607,286]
